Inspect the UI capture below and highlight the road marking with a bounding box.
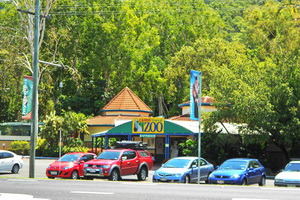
[232,199,273,200]
[121,182,158,185]
[70,191,114,195]
[261,187,299,191]
[8,179,37,182]
[0,193,49,200]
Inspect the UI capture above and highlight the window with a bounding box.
[122,151,136,160]
[0,152,13,159]
[251,161,260,168]
[138,151,149,157]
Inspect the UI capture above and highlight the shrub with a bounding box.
[10,141,30,155]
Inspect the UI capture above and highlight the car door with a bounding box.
[251,160,264,183]
[190,159,209,182]
[0,152,5,171]
[120,151,139,175]
[247,161,257,184]
[0,152,14,171]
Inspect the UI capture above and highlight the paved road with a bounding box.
[0,177,299,200]
[0,158,275,186]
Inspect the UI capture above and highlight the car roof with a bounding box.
[65,152,95,155]
[171,156,202,160]
[0,150,15,154]
[289,161,300,164]
[226,158,258,162]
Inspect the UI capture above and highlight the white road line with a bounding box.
[121,182,158,185]
[261,187,300,191]
[70,191,114,195]
[232,199,273,200]
[0,193,49,200]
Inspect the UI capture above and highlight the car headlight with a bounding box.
[102,165,110,169]
[209,174,215,178]
[230,174,240,179]
[275,179,283,183]
[175,173,183,177]
[62,166,70,170]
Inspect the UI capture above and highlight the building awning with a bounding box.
[92,120,195,138]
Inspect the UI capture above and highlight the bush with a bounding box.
[10,141,30,155]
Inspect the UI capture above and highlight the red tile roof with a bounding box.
[87,115,140,125]
[180,96,215,106]
[168,114,192,121]
[101,87,152,112]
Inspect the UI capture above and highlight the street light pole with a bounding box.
[29,0,40,178]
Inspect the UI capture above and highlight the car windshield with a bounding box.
[58,154,80,162]
[285,163,300,172]
[97,151,121,160]
[219,161,248,170]
[163,159,191,168]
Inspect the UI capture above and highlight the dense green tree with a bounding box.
[207,0,300,164]
[39,111,89,156]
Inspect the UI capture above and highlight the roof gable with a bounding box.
[101,87,152,113]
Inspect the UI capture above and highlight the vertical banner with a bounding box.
[190,70,202,120]
[22,76,33,120]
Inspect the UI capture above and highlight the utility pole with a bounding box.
[29,0,40,178]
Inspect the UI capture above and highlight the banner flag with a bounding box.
[22,76,33,120]
[190,70,202,120]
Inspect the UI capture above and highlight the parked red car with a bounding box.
[46,152,96,179]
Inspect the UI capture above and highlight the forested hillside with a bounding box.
[1,1,299,161]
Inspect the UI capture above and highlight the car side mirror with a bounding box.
[248,167,254,171]
[121,156,127,161]
[215,166,219,170]
[191,165,197,168]
[79,160,85,164]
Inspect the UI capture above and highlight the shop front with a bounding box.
[91,117,198,163]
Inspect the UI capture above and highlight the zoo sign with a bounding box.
[132,117,164,134]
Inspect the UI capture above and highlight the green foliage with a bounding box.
[9,141,30,155]
[178,139,198,156]
[62,138,89,154]
[1,0,300,164]
[39,111,90,156]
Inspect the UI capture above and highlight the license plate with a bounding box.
[160,178,167,181]
[89,169,96,173]
[217,180,224,184]
[50,171,57,175]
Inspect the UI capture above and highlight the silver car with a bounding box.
[274,161,300,187]
[0,150,24,174]
[152,157,214,183]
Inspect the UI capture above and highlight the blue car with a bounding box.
[208,158,266,186]
[152,157,214,183]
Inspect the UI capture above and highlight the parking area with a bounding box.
[0,158,275,186]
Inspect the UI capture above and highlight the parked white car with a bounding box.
[274,161,300,187]
[0,150,24,174]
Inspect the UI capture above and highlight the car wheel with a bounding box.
[242,178,247,185]
[109,169,120,181]
[205,172,211,184]
[183,175,190,184]
[11,164,19,174]
[70,170,79,180]
[137,167,147,181]
[259,176,266,186]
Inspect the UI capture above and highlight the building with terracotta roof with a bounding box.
[86,87,217,162]
[85,87,153,146]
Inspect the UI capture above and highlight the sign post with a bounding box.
[190,70,202,184]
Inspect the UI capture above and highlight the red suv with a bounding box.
[84,142,153,181]
[46,152,96,179]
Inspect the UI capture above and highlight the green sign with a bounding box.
[139,134,156,138]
